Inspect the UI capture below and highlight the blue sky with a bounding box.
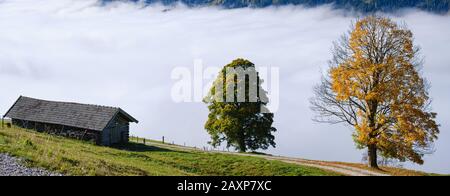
[0,0,449,173]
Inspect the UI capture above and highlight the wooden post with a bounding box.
[162,136,165,144]
[143,138,146,145]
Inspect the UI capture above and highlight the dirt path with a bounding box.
[262,156,390,176]
[142,140,389,176]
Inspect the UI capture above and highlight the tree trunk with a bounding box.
[368,144,379,169]
[238,131,246,153]
[238,139,246,153]
[367,99,379,169]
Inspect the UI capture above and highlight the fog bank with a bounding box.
[0,0,449,173]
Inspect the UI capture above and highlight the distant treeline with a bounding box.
[103,0,450,13]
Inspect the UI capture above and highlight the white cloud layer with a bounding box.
[0,0,449,173]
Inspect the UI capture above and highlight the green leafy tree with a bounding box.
[204,58,276,152]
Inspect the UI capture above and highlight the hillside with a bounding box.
[130,137,440,176]
[0,126,338,176]
[0,125,439,176]
[102,0,450,13]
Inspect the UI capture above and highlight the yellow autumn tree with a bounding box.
[310,16,440,169]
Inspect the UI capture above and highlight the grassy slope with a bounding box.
[0,126,338,176]
[130,137,443,176]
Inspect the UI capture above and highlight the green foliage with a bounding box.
[0,126,335,176]
[204,58,276,152]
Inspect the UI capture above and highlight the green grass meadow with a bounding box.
[0,126,338,176]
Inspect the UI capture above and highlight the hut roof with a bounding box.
[3,96,138,131]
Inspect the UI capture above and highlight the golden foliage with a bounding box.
[320,16,439,164]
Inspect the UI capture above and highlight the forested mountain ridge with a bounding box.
[103,0,450,13]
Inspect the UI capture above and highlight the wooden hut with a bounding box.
[3,96,138,146]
